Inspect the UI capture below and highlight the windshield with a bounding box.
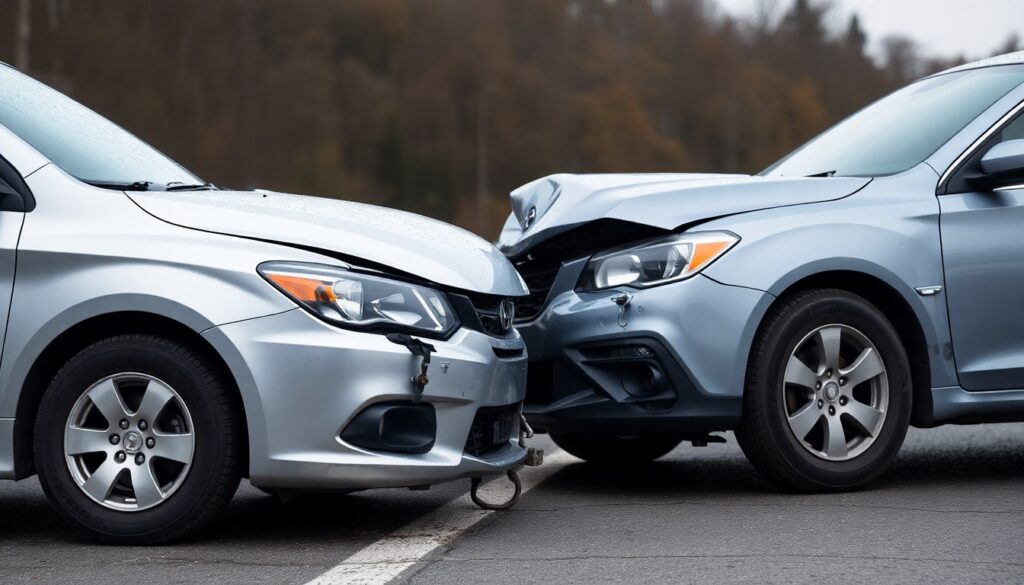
[763,65,1024,178]
[0,65,201,188]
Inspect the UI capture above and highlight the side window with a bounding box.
[0,155,32,212]
[995,111,1024,142]
[945,104,1024,193]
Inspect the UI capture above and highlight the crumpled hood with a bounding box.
[498,172,871,256]
[130,189,528,296]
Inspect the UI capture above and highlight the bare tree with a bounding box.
[881,35,921,83]
[15,0,31,70]
[753,0,780,35]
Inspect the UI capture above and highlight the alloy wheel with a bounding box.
[782,324,888,461]
[63,372,195,511]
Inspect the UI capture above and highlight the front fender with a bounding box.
[700,164,957,389]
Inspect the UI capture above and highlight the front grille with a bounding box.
[467,294,514,337]
[514,267,559,321]
[464,403,520,457]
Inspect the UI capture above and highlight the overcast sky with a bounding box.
[714,0,1024,61]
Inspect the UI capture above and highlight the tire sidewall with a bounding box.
[755,293,912,488]
[35,338,232,541]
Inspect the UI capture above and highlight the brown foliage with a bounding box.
[0,0,937,236]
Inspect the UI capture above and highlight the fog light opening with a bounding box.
[621,363,666,397]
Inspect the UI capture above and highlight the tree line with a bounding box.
[2,0,1017,236]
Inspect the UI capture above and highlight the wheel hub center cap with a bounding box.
[823,382,840,402]
[122,430,143,454]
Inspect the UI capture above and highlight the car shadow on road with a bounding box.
[0,480,468,545]
[1,428,1020,544]
[530,432,1024,501]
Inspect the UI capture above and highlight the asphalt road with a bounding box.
[1,424,1022,584]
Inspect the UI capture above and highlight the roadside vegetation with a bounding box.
[1,0,1018,234]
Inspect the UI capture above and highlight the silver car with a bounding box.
[0,63,529,543]
[501,52,1024,491]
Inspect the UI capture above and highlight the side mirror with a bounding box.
[975,139,1024,190]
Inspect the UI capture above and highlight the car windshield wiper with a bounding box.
[165,181,217,191]
[84,180,154,191]
[804,170,837,178]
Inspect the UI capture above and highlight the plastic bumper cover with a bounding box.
[203,308,528,490]
[517,261,772,435]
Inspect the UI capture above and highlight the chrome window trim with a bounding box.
[938,98,1024,194]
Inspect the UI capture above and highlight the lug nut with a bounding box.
[119,419,130,430]
[146,437,155,449]
[829,406,836,415]
[109,434,120,445]
[826,369,833,378]
[135,453,146,465]
[839,396,848,406]
[815,381,822,390]
[839,377,847,386]
[138,420,148,431]
[114,451,126,463]
[817,399,824,408]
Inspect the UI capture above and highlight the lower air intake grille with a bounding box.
[464,403,520,457]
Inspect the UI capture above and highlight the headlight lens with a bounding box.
[259,262,457,336]
[577,232,739,291]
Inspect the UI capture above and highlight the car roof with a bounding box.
[933,50,1024,77]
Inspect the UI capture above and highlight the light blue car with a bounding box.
[500,51,1024,491]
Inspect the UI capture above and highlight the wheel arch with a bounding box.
[13,311,249,479]
[756,269,934,427]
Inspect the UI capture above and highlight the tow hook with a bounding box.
[612,292,632,327]
[470,414,544,511]
[386,333,436,401]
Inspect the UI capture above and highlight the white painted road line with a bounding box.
[304,449,575,585]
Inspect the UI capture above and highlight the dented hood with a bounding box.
[498,173,871,256]
[130,189,528,296]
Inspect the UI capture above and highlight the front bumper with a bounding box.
[203,308,528,490]
[518,258,773,435]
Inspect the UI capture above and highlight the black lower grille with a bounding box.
[464,403,520,457]
[514,267,559,321]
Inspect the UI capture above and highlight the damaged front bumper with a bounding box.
[203,308,529,490]
[516,258,774,436]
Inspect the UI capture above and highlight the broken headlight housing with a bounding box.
[577,232,739,292]
[259,261,457,337]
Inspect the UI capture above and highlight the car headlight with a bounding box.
[259,261,457,337]
[577,232,739,292]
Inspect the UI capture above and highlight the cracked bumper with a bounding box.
[204,308,528,490]
[518,259,773,435]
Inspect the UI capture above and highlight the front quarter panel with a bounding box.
[0,164,329,418]
[701,164,957,389]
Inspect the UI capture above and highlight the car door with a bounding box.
[939,108,1024,390]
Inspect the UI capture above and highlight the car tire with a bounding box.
[34,335,243,544]
[736,289,912,492]
[549,432,681,464]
